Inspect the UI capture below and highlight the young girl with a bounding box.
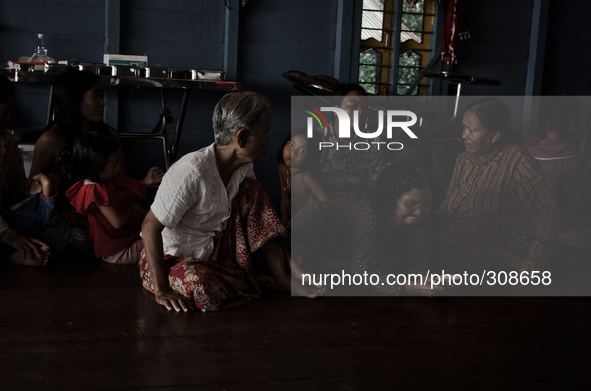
[277,129,332,297]
[66,131,163,264]
[278,128,334,227]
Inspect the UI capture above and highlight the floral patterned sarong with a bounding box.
[139,179,286,311]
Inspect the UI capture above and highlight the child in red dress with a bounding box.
[66,131,163,263]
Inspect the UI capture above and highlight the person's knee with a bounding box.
[438,230,464,250]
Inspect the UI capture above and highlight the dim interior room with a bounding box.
[0,0,590,389]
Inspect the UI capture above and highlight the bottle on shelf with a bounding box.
[29,34,56,63]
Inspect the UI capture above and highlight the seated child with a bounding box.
[277,129,332,296]
[66,131,163,264]
[2,173,57,236]
[277,128,333,227]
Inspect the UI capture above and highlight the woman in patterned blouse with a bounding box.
[437,98,559,273]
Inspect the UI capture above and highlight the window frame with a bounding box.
[358,0,440,96]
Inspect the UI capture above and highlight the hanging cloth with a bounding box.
[441,0,470,65]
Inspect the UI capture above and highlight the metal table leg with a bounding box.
[171,90,190,162]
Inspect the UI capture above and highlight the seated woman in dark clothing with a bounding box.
[438,98,559,273]
[0,75,51,266]
[29,70,126,256]
[291,161,446,296]
[522,96,591,250]
[315,84,382,198]
[30,70,125,190]
[0,75,76,266]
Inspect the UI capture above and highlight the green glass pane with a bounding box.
[402,1,423,13]
[397,51,420,95]
[359,65,378,95]
[360,52,378,65]
[401,1,424,43]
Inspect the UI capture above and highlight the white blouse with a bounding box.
[150,143,255,259]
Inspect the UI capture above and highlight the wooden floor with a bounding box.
[1,258,589,391]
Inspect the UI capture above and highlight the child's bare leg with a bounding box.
[260,238,325,297]
[289,253,305,282]
[259,237,292,291]
[286,251,325,298]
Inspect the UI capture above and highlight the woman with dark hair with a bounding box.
[522,97,590,236]
[30,69,124,191]
[331,83,368,101]
[291,160,444,296]
[438,98,559,272]
[29,70,125,256]
[315,84,387,198]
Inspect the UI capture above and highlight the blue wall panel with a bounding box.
[237,0,337,194]
[7,0,584,202]
[542,0,591,95]
[0,0,105,64]
[1,0,106,129]
[451,1,534,96]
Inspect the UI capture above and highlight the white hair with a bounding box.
[212,91,272,145]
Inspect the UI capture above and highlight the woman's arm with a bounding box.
[278,164,290,227]
[107,126,126,174]
[29,129,62,179]
[513,157,559,264]
[0,216,47,259]
[0,216,18,247]
[564,158,590,220]
[436,153,464,219]
[3,131,31,197]
[142,210,193,312]
[302,171,334,202]
[31,173,56,198]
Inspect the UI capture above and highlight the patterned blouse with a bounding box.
[292,197,436,295]
[316,123,386,198]
[437,142,559,262]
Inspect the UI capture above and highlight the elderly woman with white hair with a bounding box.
[140,92,291,312]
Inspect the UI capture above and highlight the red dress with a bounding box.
[66,173,147,258]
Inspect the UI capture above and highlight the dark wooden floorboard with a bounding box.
[0,262,589,390]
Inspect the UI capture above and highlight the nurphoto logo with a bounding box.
[304,106,419,151]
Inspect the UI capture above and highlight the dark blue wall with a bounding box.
[0,0,105,127]
[542,0,591,95]
[237,0,338,198]
[1,0,341,206]
[441,0,535,96]
[1,0,587,205]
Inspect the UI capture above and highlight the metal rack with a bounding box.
[4,70,241,169]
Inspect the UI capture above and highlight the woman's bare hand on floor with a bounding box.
[404,275,451,297]
[8,235,50,266]
[155,289,194,312]
[518,257,546,273]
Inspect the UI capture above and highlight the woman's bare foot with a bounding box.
[289,255,325,298]
[8,245,51,267]
[256,274,275,289]
[290,276,325,298]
